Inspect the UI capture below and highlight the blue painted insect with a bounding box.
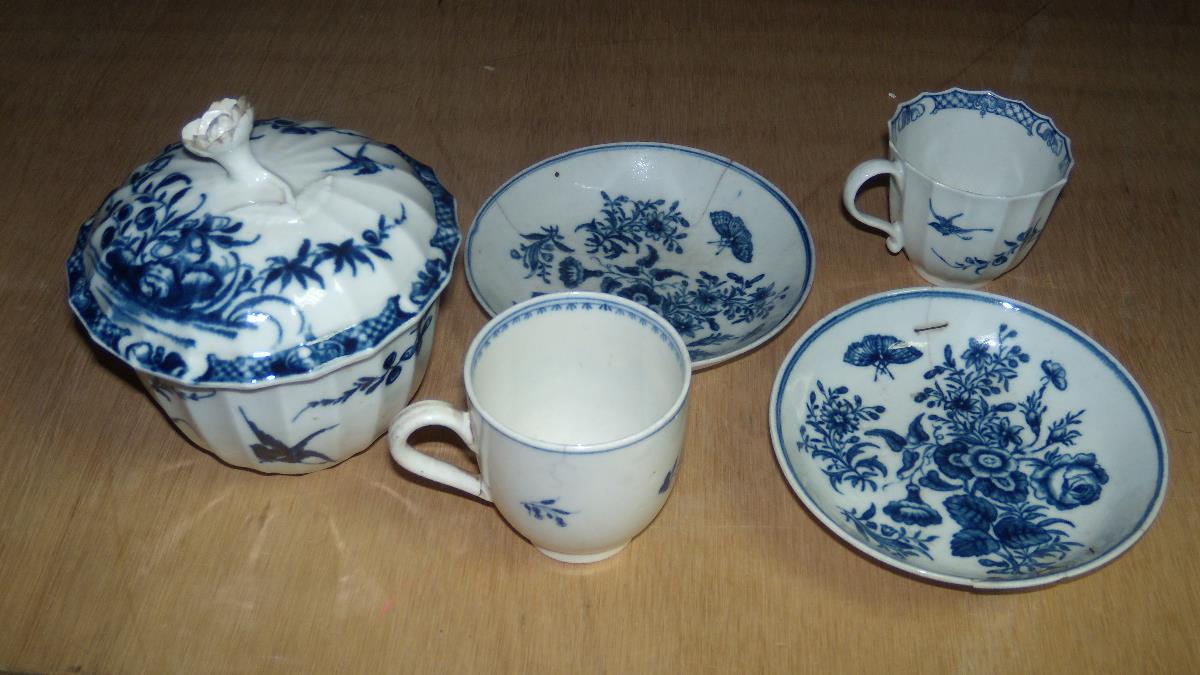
[927,199,993,240]
[708,210,754,263]
[843,334,923,380]
[239,407,336,464]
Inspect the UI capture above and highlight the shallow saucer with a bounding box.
[769,288,1167,589]
[466,142,815,369]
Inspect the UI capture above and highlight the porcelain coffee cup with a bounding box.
[843,88,1074,288]
[388,291,691,563]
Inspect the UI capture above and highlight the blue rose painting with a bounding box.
[800,324,1108,577]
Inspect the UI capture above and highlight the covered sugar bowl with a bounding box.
[67,97,460,474]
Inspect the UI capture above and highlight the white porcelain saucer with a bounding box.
[465,143,815,369]
[769,288,1167,589]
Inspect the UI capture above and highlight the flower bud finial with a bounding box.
[181,96,293,204]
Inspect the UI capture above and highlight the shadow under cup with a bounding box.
[469,299,689,447]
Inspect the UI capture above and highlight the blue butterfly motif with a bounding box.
[707,210,754,263]
[843,334,924,380]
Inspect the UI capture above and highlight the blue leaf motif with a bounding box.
[951,529,1002,557]
[840,504,936,560]
[506,192,788,360]
[994,516,1053,549]
[865,428,907,452]
[931,219,1040,276]
[907,413,930,444]
[918,470,959,492]
[814,321,1105,577]
[944,494,998,530]
[521,498,575,528]
[290,313,434,421]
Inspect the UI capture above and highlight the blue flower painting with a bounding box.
[800,323,1107,577]
[508,192,788,358]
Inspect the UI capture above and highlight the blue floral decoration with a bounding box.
[507,192,788,359]
[841,503,937,560]
[291,312,434,421]
[67,120,460,385]
[802,323,1107,577]
[658,458,680,494]
[799,381,888,492]
[925,195,1045,276]
[932,222,1042,276]
[521,499,575,528]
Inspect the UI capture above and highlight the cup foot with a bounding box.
[537,542,629,564]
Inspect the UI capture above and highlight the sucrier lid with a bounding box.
[67,97,459,387]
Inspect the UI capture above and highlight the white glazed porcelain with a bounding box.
[67,98,460,474]
[465,142,815,369]
[769,288,1167,589]
[389,292,692,563]
[844,89,1073,288]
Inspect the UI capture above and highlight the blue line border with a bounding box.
[770,288,1167,586]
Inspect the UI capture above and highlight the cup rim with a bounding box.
[888,87,1075,201]
[463,291,693,454]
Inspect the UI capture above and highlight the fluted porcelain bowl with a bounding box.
[465,143,815,369]
[67,98,460,474]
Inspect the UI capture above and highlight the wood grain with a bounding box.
[1,0,1197,672]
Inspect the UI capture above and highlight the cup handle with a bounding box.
[843,159,905,254]
[388,400,492,502]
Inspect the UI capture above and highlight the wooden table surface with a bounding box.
[2,1,1197,672]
